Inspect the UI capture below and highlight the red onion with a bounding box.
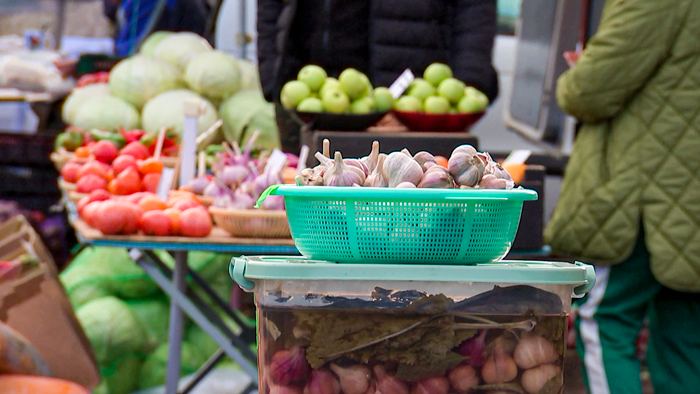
[304,369,341,394]
[373,365,409,394]
[456,330,487,367]
[411,376,449,394]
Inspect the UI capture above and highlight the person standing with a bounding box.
[545,0,700,393]
[256,0,500,152]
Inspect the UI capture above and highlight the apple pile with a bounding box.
[281,65,394,115]
[394,63,489,115]
[60,140,163,195]
[77,190,212,237]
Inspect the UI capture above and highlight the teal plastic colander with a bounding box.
[257,185,538,264]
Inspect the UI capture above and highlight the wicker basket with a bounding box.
[209,207,291,238]
[58,179,77,194]
[197,195,215,207]
[67,191,88,205]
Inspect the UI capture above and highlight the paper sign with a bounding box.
[157,167,175,201]
[389,69,415,99]
[128,249,143,261]
[503,150,532,165]
[265,149,288,176]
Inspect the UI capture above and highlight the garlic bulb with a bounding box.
[361,141,381,173]
[364,155,389,187]
[418,166,454,188]
[481,152,513,181]
[401,148,412,157]
[447,365,479,394]
[448,152,485,187]
[513,334,559,369]
[520,364,561,394]
[329,363,371,394]
[478,174,514,190]
[384,152,424,187]
[299,166,326,186]
[345,159,371,177]
[324,152,366,186]
[413,151,438,171]
[481,346,518,384]
[452,144,477,157]
[396,182,417,188]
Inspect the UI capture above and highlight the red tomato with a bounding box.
[81,201,103,227]
[76,161,107,180]
[88,189,112,203]
[122,192,151,205]
[120,141,151,161]
[77,196,90,215]
[61,162,82,183]
[121,202,143,234]
[142,173,161,194]
[92,140,119,164]
[115,167,142,195]
[178,207,212,237]
[112,155,138,175]
[173,199,200,212]
[140,210,173,236]
[76,174,107,194]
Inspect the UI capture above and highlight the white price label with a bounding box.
[504,150,532,165]
[265,149,288,175]
[389,69,415,99]
[157,167,175,201]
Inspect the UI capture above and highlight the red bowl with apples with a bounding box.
[392,110,486,132]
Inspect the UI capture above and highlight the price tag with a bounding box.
[157,167,175,201]
[503,150,532,165]
[265,149,288,175]
[389,69,415,99]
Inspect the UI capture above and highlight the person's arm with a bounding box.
[450,0,499,103]
[556,0,682,123]
[257,0,284,102]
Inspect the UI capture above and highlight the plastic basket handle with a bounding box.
[572,262,596,298]
[255,184,281,208]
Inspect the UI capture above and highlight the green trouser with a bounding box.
[574,233,700,394]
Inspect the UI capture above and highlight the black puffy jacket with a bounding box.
[257,0,499,104]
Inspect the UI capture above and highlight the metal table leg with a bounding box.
[166,250,188,394]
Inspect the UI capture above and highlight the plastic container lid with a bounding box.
[230,256,596,298]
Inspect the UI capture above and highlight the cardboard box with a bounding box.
[0,215,57,277]
[0,216,100,389]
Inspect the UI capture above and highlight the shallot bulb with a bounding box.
[269,347,311,385]
[513,334,559,369]
[520,364,561,394]
[481,345,517,384]
[270,384,303,394]
[329,363,371,394]
[261,195,285,210]
[411,376,449,394]
[456,330,487,367]
[373,365,409,394]
[203,181,226,197]
[447,364,480,394]
[383,152,423,187]
[187,176,210,195]
[218,164,251,188]
[304,369,341,394]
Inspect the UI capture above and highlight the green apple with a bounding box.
[281,80,311,109]
[319,77,341,97]
[339,68,367,100]
[424,63,453,86]
[297,97,324,112]
[407,78,436,102]
[437,78,466,104]
[393,95,422,112]
[458,95,489,114]
[464,86,489,110]
[322,87,350,113]
[424,96,450,114]
[373,87,394,112]
[360,73,373,97]
[297,65,327,92]
[351,97,376,114]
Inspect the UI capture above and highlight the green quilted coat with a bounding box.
[545,0,700,292]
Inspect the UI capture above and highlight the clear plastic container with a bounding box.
[231,257,595,394]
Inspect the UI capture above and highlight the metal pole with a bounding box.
[239,0,246,59]
[165,250,188,394]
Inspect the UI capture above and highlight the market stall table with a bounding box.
[70,219,299,394]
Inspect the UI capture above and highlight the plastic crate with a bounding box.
[75,54,123,77]
[0,132,55,167]
[259,185,538,264]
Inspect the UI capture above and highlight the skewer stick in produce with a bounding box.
[198,152,206,178]
[323,139,330,158]
[232,141,242,157]
[297,145,309,175]
[195,119,223,145]
[154,127,167,159]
